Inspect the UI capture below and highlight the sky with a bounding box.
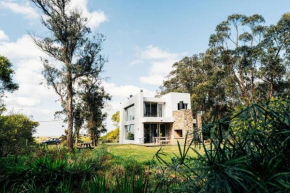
[0,0,290,136]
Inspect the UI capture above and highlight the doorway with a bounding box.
[144,123,168,143]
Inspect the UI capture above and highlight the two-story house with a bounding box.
[119,90,195,144]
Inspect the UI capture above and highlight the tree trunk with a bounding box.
[269,82,274,99]
[238,63,250,105]
[90,130,94,146]
[75,132,79,147]
[67,76,74,152]
[251,73,257,102]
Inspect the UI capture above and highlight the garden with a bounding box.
[1,98,290,192]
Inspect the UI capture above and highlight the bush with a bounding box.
[157,98,290,192]
[0,113,39,156]
[0,153,150,192]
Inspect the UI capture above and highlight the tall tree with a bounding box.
[160,13,290,118]
[208,14,266,105]
[79,77,111,146]
[73,103,84,146]
[30,0,106,151]
[258,13,290,99]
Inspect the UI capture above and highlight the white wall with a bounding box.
[119,90,144,144]
[119,92,191,144]
[162,92,191,117]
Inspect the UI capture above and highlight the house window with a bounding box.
[125,125,134,140]
[144,102,163,117]
[125,105,134,121]
[177,101,188,110]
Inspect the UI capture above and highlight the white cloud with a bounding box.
[0,35,44,59]
[69,0,108,29]
[139,74,165,86]
[0,0,107,28]
[141,45,180,60]
[0,0,39,19]
[129,59,143,66]
[0,30,9,41]
[149,59,178,75]
[5,96,41,107]
[132,45,186,86]
[0,34,63,136]
[103,81,155,99]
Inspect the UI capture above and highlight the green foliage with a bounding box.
[101,111,120,143]
[73,104,85,145]
[30,0,109,150]
[0,113,39,156]
[108,128,119,142]
[78,78,111,146]
[157,98,290,192]
[122,157,144,174]
[0,55,18,96]
[101,128,119,143]
[160,13,290,118]
[0,145,152,192]
[111,111,120,127]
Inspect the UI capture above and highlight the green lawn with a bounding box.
[107,144,204,163]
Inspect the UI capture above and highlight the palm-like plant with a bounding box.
[157,98,290,192]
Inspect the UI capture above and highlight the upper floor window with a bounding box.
[125,105,134,121]
[144,102,163,117]
[177,101,188,110]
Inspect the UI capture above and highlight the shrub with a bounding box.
[157,98,290,192]
[0,113,39,156]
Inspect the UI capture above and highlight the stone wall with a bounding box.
[169,109,193,144]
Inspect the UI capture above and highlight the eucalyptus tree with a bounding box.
[160,53,231,118]
[160,54,212,116]
[30,0,106,151]
[208,14,266,105]
[78,77,111,146]
[73,103,84,146]
[161,13,290,117]
[258,13,290,99]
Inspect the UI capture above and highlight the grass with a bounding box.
[35,141,204,163]
[107,144,203,163]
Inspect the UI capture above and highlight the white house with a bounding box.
[119,91,196,144]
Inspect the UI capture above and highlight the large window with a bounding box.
[144,102,163,117]
[125,105,134,121]
[125,124,134,140]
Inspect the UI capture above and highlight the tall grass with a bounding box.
[0,146,151,193]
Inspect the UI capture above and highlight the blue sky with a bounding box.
[0,0,289,136]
